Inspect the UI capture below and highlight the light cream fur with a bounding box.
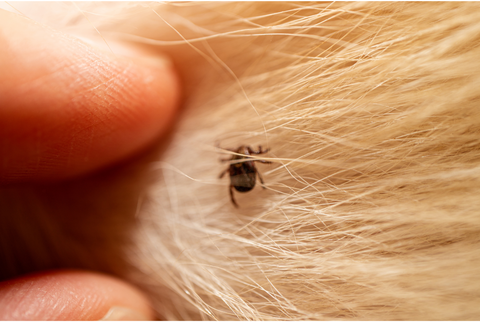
[2,2,480,320]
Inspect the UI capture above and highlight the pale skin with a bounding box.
[0,9,181,320]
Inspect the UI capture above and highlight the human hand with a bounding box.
[0,9,180,319]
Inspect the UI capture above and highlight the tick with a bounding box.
[219,145,271,207]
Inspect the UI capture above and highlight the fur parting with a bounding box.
[3,2,480,320]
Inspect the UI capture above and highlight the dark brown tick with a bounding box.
[219,145,271,207]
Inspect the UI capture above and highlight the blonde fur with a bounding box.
[2,2,480,320]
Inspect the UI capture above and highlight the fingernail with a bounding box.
[99,306,150,321]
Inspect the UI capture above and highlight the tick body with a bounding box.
[219,145,271,207]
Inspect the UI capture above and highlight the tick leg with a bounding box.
[229,184,239,207]
[219,168,229,179]
[259,145,270,154]
[218,145,236,162]
[249,145,270,154]
[255,159,272,164]
[257,171,267,189]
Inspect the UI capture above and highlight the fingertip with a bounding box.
[0,270,155,320]
[0,9,181,183]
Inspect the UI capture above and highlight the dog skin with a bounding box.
[1,2,480,320]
